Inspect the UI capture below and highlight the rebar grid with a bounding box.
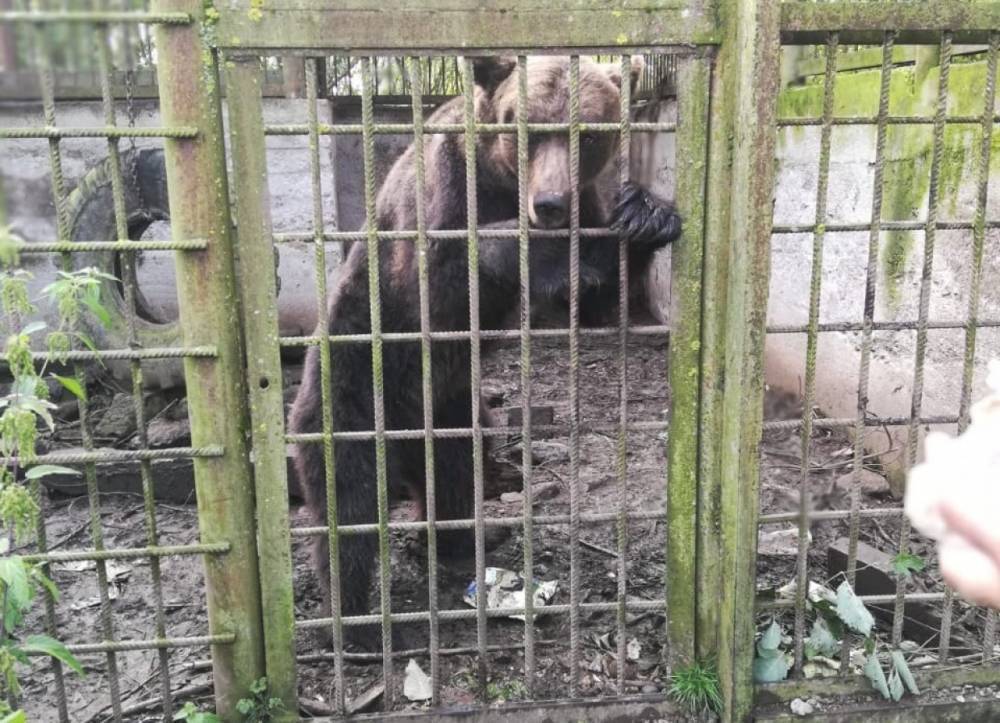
[761,27,998,692]
[0,12,231,722]
[263,121,674,136]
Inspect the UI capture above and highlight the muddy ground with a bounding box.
[18,335,992,721]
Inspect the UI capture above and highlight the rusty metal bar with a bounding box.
[460,55,489,692]
[612,52,632,697]
[0,125,197,138]
[286,420,669,443]
[289,509,670,537]
[22,542,229,563]
[407,54,441,707]
[777,115,1000,127]
[516,53,537,697]
[300,599,672,629]
[278,325,671,345]
[792,31,837,676]
[262,121,675,135]
[16,240,208,252]
[23,634,235,656]
[5,346,217,362]
[359,56,395,707]
[767,319,1000,334]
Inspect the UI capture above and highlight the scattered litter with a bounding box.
[777,578,835,605]
[790,698,814,716]
[626,638,641,661]
[403,659,432,702]
[463,567,558,621]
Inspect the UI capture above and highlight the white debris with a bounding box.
[402,659,432,702]
[463,567,558,621]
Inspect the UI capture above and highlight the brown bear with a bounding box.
[289,56,681,651]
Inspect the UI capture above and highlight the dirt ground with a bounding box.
[18,334,993,720]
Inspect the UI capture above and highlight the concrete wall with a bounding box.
[768,57,1000,482]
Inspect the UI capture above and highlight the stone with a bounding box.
[532,441,570,466]
[500,491,524,504]
[93,393,137,440]
[834,468,889,497]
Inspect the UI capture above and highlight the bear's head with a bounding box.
[474,55,643,229]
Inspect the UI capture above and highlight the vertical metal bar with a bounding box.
[461,56,488,688]
[614,52,633,697]
[312,54,346,712]
[92,15,174,718]
[793,31,837,675]
[152,0,267,713]
[951,32,999,664]
[717,0,781,719]
[517,53,536,697]
[224,54,299,714]
[840,30,895,673]
[893,31,952,648]
[407,54,441,706]
[667,52,711,669]
[359,56,395,706]
[24,10,69,722]
[566,54,582,699]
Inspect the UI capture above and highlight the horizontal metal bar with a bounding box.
[773,220,1000,234]
[25,635,234,657]
[22,542,230,564]
[764,415,957,432]
[300,598,668,629]
[778,115,1000,128]
[274,227,617,243]
[279,325,670,346]
[286,420,667,443]
[5,346,217,362]
[264,121,675,136]
[18,240,209,253]
[4,446,224,466]
[214,5,718,52]
[0,126,198,140]
[0,10,191,24]
[757,592,945,611]
[767,319,1000,334]
[780,1,1000,45]
[759,508,902,525]
[290,509,667,537]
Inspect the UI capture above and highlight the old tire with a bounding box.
[65,148,185,389]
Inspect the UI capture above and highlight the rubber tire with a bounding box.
[65,148,185,389]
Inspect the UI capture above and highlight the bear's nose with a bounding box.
[533,192,570,228]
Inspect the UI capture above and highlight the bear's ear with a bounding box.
[606,56,645,96]
[472,56,517,92]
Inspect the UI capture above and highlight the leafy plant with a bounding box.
[235,677,284,722]
[0,250,116,712]
[754,580,920,703]
[752,619,790,683]
[891,553,926,579]
[668,659,722,714]
[172,701,221,723]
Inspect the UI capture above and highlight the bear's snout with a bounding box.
[532,191,571,228]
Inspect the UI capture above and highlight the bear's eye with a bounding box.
[581,133,598,147]
[502,109,515,125]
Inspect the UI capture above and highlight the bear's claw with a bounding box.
[611,181,682,249]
